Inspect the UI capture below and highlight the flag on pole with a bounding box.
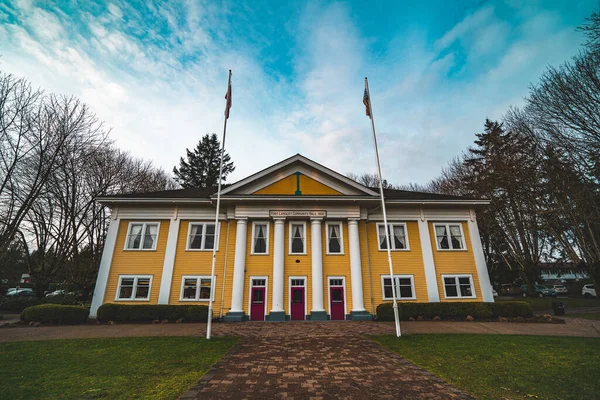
[363,87,371,118]
[224,73,232,119]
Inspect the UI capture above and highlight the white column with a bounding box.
[310,218,325,313]
[229,218,247,313]
[89,217,120,318]
[348,219,366,312]
[468,211,495,302]
[158,217,181,304]
[418,216,440,302]
[271,218,286,315]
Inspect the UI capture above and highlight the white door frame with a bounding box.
[327,276,347,319]
[288,275,308,319]
[248,276,268,321]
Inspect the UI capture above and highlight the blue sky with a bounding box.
[0,0,596,184]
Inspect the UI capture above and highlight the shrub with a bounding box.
[96,304,209,323]
[491,301,533,318]
[376,301,533,321]
[20,304,89,325]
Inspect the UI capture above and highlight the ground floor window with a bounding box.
[443,274,475,298]
[116,275,152,301]
[381,275,416,300]
[180,276,214,301]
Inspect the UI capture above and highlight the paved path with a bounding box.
[1,319,599,342]
[181,334,473,400]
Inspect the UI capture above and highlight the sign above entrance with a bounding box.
[269,210,327,218]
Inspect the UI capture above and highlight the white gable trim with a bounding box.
[220,154,378,196]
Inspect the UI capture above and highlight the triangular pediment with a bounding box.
[221,154,378,196]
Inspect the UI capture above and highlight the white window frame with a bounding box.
[248,276,269,321]
[381,274,416,300]
[251,221,270,255]
[186,222,220,251]
[325,221,344,255]
[433,223,467,251]
[288,221,307,255]
[442,274,476,299]
[124,222,160,251]
[376,222,410,251]
[179,275,216,302]
[288,275,308,319]
[115,275,153,301]
[327,276,347,319]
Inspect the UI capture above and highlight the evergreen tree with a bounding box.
[172,134,235,188]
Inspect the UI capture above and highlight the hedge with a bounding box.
[96,304,209,323]
[20,304,89,325]
[0,295,82,312]
[376,301,533,321]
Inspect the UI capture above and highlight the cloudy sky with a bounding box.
[0,0,596,185]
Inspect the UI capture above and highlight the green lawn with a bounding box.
[0,336,237,399]
[497,297,600,311]
[372,334,600,400]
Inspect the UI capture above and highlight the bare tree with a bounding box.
[346,172,398,189]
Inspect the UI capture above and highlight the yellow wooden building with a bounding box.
[89,154,494,321]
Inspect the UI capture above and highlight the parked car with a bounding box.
[582,284,597,299]
[520,284,558,298]
[492,289,498,297]
[46,290,69,297]
[6,288,35,297]
[552,285,568,295]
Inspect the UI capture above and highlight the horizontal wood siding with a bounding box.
[429,221,483,302]
[104,219,169,304]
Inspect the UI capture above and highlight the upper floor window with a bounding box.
[187,222,216,251]
[125,222,159,250]
[326,222,344,254]
[381,275,416,300]
[443,274,475,298]
[252,222,269,254]
[289,222,306,254]
[377,223,409,250]
[434,223,466,250]
[116,275,152,301]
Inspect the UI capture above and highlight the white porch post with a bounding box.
[89,216,120,318]
[418,214,440,302]
[224,218,247,321]
[270,217,286,321]
[310,218,326,320]
[348,219,370,319]
[468,210,495,302]
[158,216,180,304]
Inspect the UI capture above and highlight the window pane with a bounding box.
[291,225,304,253]
[330,279,342,286]
[384,286,393,299]
[332,288,342,302]
[119,278,134,299]
[445,284,458,297]
[449,225,461,236]
[329,237,341,253]
[142,224,158,249]
[252,279,265,287]
[378,225,388,249]
[135,278,150,299]
[253,289,263,303]
[199,279,211,299]
[451,235,463,249]
[292,289,303,303]
[189,225,203,249]
[399,285,413,298]
[127,224,143,249]
[398,278,411,286]
[458,277,470,285]
[393,225,406,249]
[435,226,447,236]
[460,284,473,297]
[204,232,215,249]
[254,237,267,253]
[438,235,449,249]
[444,277,456,285]
[182,278,197,299]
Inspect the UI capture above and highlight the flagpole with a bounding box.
[365,77,401,337]
[207,70,231,340]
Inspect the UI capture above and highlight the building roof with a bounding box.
[96,154,488,205]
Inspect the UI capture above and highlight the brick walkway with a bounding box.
[181,333,473,400]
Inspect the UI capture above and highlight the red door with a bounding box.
[250,287,265,321]
[290,287,305,320]
[330,286,345,320]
